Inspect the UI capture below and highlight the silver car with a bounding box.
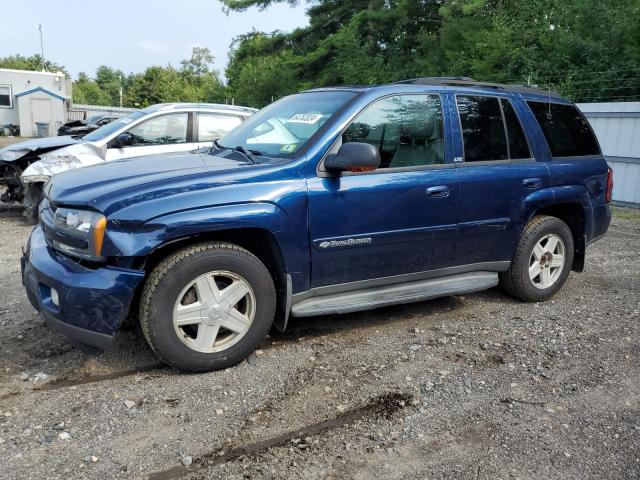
[0,103,256,222]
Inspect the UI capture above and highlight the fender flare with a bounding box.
[104,201,301,274]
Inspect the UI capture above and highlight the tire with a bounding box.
[139,242,276,372]
[23,183,43,225]
[500,215,574,302]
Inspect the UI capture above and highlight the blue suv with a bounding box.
[21,78,612,372]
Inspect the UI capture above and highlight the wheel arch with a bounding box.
[140,226,291,331]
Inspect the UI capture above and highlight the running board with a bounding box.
[290,271,498,317]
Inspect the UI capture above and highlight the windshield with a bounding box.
[83,110,145,142]
[218,91,358,158]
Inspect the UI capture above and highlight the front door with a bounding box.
[453,94,549,266]
[307,93,459,288]
[105,112,197,161]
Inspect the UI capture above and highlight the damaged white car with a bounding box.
[0,103,256,223]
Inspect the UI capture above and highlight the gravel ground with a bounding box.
[0,213,638,479]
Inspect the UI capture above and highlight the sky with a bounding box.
[0,0,309,79]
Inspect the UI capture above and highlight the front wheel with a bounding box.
[139,242,276,372]
[23,183,44,225]
[500,215,574,302]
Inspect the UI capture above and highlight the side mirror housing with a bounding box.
[113,133,133,148]
[324,142,380,174]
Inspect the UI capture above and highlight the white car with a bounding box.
[0,103,256,222]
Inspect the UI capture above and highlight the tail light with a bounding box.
[605,166,614,203]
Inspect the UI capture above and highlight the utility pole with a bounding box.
[119,75,123,108]
[36,21,46,72]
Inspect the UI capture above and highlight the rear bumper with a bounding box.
[21,227,145,349]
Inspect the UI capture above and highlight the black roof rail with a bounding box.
[394,77,562,99]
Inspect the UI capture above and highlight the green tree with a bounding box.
[72,72,111,105]
[95,66,125,106]
[0,53,68,76]
[223,0,640,104]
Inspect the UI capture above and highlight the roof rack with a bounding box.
[394,77,562,98]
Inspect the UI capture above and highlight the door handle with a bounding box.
[426,185,449,198]
[522,178,541,189]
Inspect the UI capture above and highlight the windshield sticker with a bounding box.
[287,113,323,125]
[280,144,299,153]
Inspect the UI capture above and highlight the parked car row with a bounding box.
[15,79,611,372]
[0,103,256,222]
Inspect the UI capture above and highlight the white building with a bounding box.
[578,102,640,206]
[0,68,72,137]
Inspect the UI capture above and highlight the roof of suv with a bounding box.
[307,77,563,100]
[141,103,257,115]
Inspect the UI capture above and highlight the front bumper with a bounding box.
[21,227,145,349]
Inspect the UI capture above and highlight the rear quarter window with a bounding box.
[527,101,600,157]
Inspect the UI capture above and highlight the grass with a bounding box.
[611,205,640,222]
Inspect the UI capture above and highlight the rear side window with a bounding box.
[501,99,531,159]
[457,96,508,162]
[527,101,600,157]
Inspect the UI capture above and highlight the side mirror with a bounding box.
[114,133,133,148]
[324,142,380,174]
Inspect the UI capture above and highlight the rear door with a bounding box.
[105,112,196,161]
[307,93,459,287]
[453,94,549,266]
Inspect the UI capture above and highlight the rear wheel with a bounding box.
[500,215,574,302]
[140,242,276,372]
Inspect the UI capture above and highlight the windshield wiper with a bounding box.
[232,145,258,164]
[211,140,261,163]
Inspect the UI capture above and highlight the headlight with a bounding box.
[52,208,107,260]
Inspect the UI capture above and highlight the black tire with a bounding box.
[139,242,276,372]
[23,183,44,225]
[500,215,574,302]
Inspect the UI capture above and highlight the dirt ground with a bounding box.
[0,137,25,148]
[0,212,638,480]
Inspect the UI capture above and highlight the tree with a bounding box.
[73,72,111,105]
[180,47,216,76]
[0,54,68,76]
[222,0,640,104]
[95,66,125,106]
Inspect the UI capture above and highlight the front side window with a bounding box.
[218,91,357,158]
[127,113,188,146]
[342,94,445,169]
[457,95,508,162]
[527,101,600,157]
[198,114,242,142]
[0,85,12,108]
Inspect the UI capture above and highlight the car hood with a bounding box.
[46,151,256,213]
[21,142,105,182]
[0,136,82,162]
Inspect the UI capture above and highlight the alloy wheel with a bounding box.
[172,270,255,353]
[529,233,566,289]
